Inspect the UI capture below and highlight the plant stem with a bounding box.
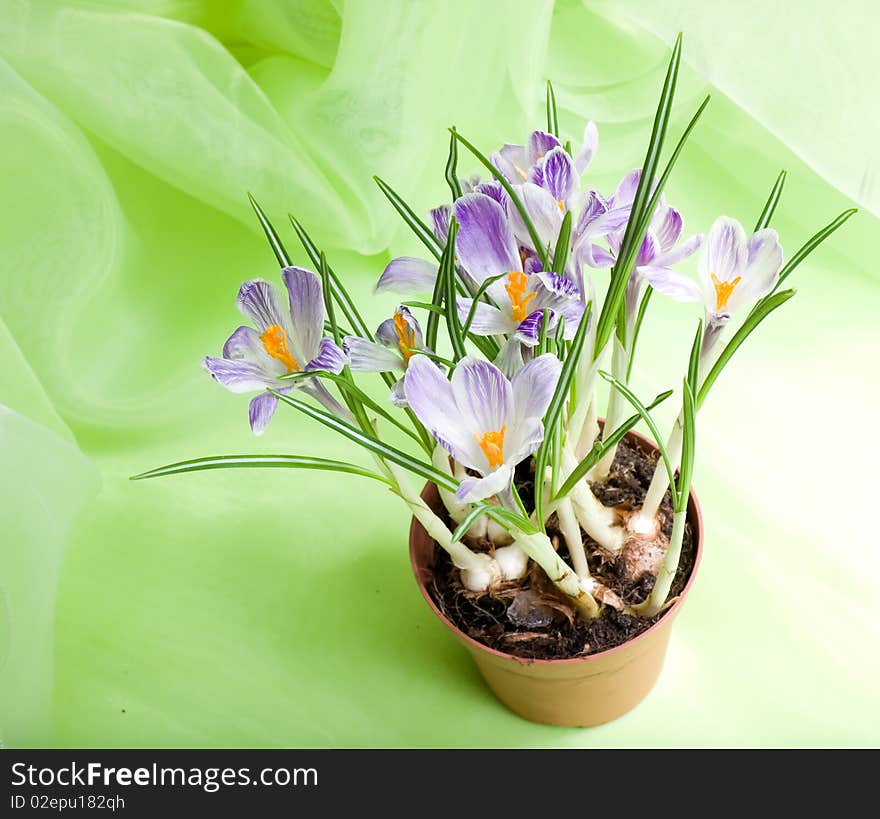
[593,337,629,479]
[633,510,686,617]
[560,446,623,553]
[556,497,591,580]
[639,420,682,522]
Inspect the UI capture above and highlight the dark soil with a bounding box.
[426,437,696,660]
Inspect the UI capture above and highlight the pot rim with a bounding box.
[409,426,704,666]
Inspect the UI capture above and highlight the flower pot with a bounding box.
[408,429,703,727]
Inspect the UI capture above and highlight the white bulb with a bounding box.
[494,545,528,581]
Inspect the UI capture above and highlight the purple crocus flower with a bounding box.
[404,353,561,503]
[203,268,347,434]
[344,306,426,405]
[582,170,703,313]
[453,193,585,344]
[492,124,598,187]
[645,216,783,323]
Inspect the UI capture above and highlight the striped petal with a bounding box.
[305,337,346,374]
[454,193,520,283]
[455,463,514,503]
[573,121,598,174]
[375,257,438,294]
[236,279,287,333]
[344,336,403,372]
[281,266,324,363]
[248,391,278,435]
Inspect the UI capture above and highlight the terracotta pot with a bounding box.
[409,428,703,727]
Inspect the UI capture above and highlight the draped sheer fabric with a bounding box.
[1,0,877,746]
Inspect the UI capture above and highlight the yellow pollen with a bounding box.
[393,312,416,363]
[504,271,537,322]
[476,426,506,469]
[260,324,300,372]
[711,273,742,312]
[513,163,528,182]
[557,199,565,211]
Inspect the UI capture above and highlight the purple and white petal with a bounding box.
[248,391,278,435]
[453,193,520,282]
[511,353,561,425]
[430,205,450,244]
[504,417,546,465]
[236,279,287,333]
[584,243,617,269]
[536,271,580,300]
[203,356,273,393]
[300,379,354,422]
[636,231,660,267]
[573,121,598,174]
[281,266,324,362]
[642,267,703,302]
[698,216,747,293]
[653,233,703,267]
[389,378,408,407]
[514,309,550,347]
[404,355,482,469]
[222,325,266,362]
[474,180,507,210]
[455,464,515,503]
[451,357,513,443]
[542,147,575,203]
[375,257,438,295]
[573,190,609,244]
[611,169,642,208]
[344,336,403,372]
[520,183,563,251]
[527,130,562,164]
[741,228,783,305]
[305,337,346,374]
[492,143,529,183]
[652,206,683,252]
[527,162,544,188]
[456,299,516,335]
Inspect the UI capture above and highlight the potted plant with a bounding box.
[134,36,854,727]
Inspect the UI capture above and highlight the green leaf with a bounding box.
[676,379,696,513]
[534,301,592,526]
[131,454,392,486]
[686,318,703,397]
[441,219,467,361]
[626,285,653,382]
[553,389,673,501]
[248,193,292,266]
[551,209,572,274]
[319,252,341,346]
[451,502,536,544]
[374,176,443,262]
[451,129,550,269]
[599,371,680,508]
[288,215,373,342]
[445,129,462,200]
[273,389,458,492]
[402,300,446,316]
[773,208,857,292]
[279,371,427,450]
[546,80,559,138]
[754,170,787,231]
[698,289,796,408]
[537,308,551,355]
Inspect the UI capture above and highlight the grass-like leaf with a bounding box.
[131,454,392,485]
[599,371,680,508]
[676,379,696,513]
[551,209,572,274]
[445,129,462,200]
[553,388,673,501]
[460,273,507,336]
[533,301,592,526]
[451,129,550,269]
[774,208,858,291]
[593,35,686,354]
[374,176,443,262]
[546,80,559,138]
[697,288,796,407]
[626,285,654,382]
[441,219,467,362]
[686,318,703,397]
[754,170,787,231]
[450,502,537,544]
[248,193,292,266]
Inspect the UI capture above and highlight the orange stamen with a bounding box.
[710,273,742,312]
[504,271,537,322]
[260,324,300,372]
[476,426,507,469]
[557,199,565,211]
[393,311,417,364]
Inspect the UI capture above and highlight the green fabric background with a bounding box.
[1,0,878,748]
